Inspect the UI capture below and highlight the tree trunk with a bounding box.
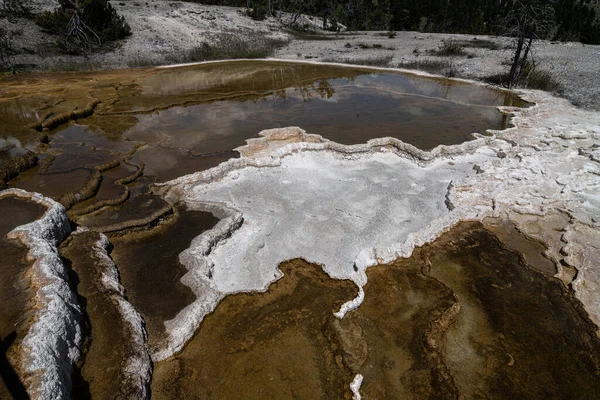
[508,33,525,88]
[518,35,534,79]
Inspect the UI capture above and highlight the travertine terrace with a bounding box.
[1,61,599,398]
[155,87,600,362]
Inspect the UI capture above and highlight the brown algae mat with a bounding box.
[110,206,218,350]
[151,221,600,399]
[151,259,359,400]
[0,195,47,399]
[340,221,600,399]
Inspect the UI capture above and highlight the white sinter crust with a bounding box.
[0,188,81,400]
[93,233,152,398]
[154,88,600,362]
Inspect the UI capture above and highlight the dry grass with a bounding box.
[187,34,289,62]
[484,69,563,93]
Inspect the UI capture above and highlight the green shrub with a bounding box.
[34,10,70,34]
[430,40,468,56]
[34,0,130,45]
[283,28,338,41]
[80,0,131,41]
[247,4,268,21]
[467,38,500,50]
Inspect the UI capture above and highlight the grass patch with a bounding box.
[376,31,397,38]
[526,69,563,92]
[463,38,501,50]
[429,40,469,57]
[357,43,385,49]
[483,69,563,93]
[284,29,339,41]
[187,34,289,62]
[124,33,289,68]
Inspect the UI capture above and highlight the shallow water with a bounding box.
[110,206,218,350]
[3,61,526,233]
[7,62,577,399]
[122,62,523,154]
[60,231,137,400]
[0,196,47,339]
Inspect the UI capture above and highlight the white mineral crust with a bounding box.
[94,233,152,398]
[156,89,599,361]
[0,189,82,400]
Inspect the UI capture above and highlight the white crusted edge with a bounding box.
[0,188,81,400]
[159,128,498,192]
[91,232,152,399]
[152,102,522,360]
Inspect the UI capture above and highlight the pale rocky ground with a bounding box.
[2,1,599,109]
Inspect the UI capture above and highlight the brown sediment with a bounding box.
[9,168,93,200]
[59,231,148,399]
[58,169,103,210]
[110,206,218,350]
[39,100,101,132]
[336,250,460,399]
[428,223,600,398]
[70,167,168,234]
[337,222,600,399]
[0,195,47,399]
[482,216,557,276]
[69,162,145,218]
[0,151,38,190]
[74,191,173,233]
[58,158,128,210]
[151,259,358,400]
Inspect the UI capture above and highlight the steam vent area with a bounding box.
[1,60,600,399]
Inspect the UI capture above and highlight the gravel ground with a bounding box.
[1,1,599,109]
